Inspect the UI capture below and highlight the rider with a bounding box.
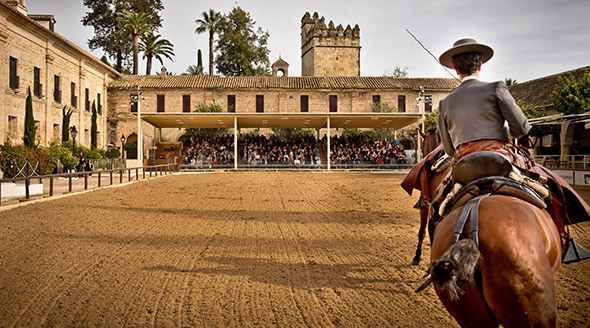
[434,38,590,251]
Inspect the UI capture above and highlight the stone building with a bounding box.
[0,0,120,148]
[108,74,458,152]
[301,12,360,77]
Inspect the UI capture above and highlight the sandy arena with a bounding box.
[1,172,589,327]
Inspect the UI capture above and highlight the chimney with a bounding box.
[160,66,167,78]
[6,0,27,15]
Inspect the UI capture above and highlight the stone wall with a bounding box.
[107,85,451,152]
[0,3,119,148]
[301,12,361,77]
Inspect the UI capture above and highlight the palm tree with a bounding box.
[140,34,174,75]
[195,9,222,76]
[183,65,204,75]
[504,78,518,86]
[117,10,152,75]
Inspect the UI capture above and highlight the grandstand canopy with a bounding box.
[139,112,423,130]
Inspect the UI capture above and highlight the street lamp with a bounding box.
[70,126,78,157]
[120,134,126,162]
[131,85,148,167]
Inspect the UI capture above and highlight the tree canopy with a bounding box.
[195,9,222,76]
[551,70,590,115]
[383,64,409,78]
[140,34,174,75]
[214,6,270,76]
[82,0,164,73]
[23,87,36,147]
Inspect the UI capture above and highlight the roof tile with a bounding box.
[110,75,459,91]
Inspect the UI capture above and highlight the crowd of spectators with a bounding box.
[182,134,408,168]
[183,135,235,166]
[329,135,408,166]
[241,135,321,166]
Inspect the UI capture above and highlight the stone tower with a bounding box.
[300,12,361,77]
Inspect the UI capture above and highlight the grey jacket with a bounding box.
[438,79,531,156]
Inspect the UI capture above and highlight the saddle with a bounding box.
[440,151,548,217]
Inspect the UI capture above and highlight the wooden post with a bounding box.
[25,177,30,199]
[69,176,72,192]
[98,172,101,187]
[84,173,88,190]
[50,176,53,196]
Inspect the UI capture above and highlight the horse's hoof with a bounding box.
[411,259,420,266]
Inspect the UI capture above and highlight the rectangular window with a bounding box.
[256,95,264,113]
[227,95,236,112]
[130,94,138,113]
[398,95,406,112]
[372,95,381,104]
[425,95,433,113]
[52,124,60,141]
[71,82,77,108]
[85,88,90,111]
[9,57,19,90]
[8,116,18,139]
[53,75,61,103]
[183,95,191,113]
[97,93,102,115]
[300,95,309,112]
[329,95,337,112]
[33,67,42,97]
[157,95,165,112]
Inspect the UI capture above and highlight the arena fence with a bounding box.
[0,163,178,206]
[179,162,413,171]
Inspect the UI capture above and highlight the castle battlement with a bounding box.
[301,12,360,52]
[301,12,361,77]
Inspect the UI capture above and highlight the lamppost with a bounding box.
[120,134,126,162]
[415,86,425,161]
[130,85,148,166]
[70,126,78,157]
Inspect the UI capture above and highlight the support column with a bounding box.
[327,116,331,171]
[560,121,570,162]
[417,118,422,163]
[234,115,238,170]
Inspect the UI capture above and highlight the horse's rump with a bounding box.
[430,195,561,327]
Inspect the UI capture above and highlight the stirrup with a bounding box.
[563,238,590,264]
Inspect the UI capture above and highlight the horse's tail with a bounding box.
[424,239,480,301]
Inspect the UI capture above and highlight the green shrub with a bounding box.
[84,147,105,159]
[0,143,54,178]
[105,147,121,159]
[43,141,78,172]
[124,142,137,151]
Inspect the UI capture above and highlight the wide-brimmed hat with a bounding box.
[439,38,494,69]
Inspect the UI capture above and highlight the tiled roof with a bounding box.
[110,75,459,91]
[509,66,590,108]
[0,2,119,77]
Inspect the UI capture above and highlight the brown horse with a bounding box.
[427,194,562,327]
[409,127,449,265]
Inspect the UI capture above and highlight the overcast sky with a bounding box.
[26,0,590,83]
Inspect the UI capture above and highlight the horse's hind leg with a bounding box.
[431,214,499,328]
[412,208,429,265]
[477,204,558,327]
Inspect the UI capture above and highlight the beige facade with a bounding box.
[108,75,457,153]
[0,1,119,148]
[301,12,361,77]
